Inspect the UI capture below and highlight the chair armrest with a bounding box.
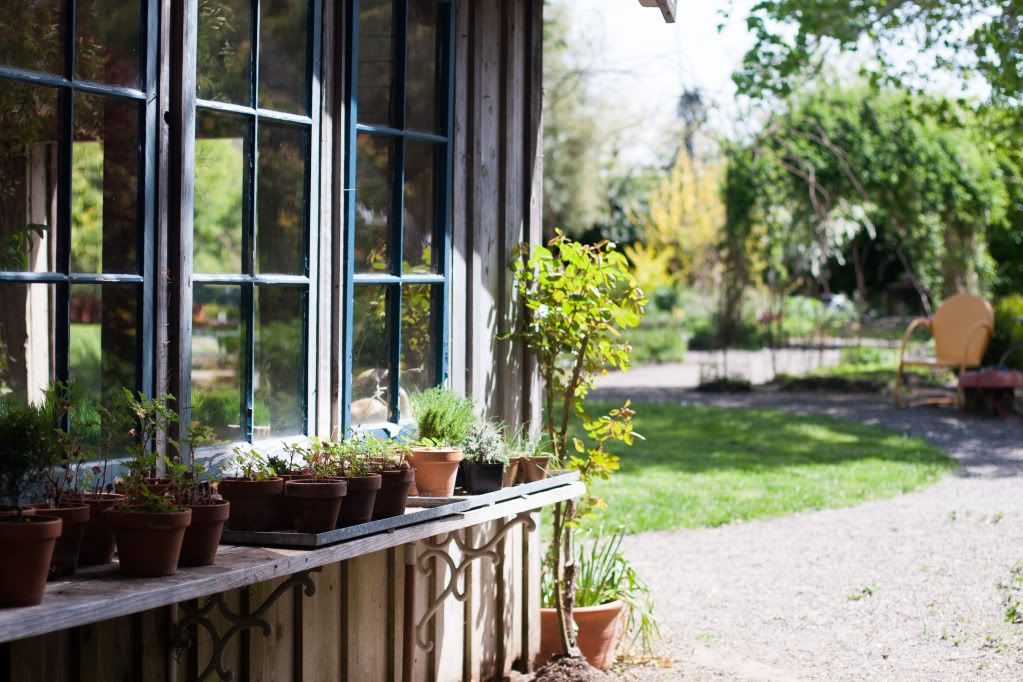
[898,318,932,364]
[959,321,994,373]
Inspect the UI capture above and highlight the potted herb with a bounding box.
[536,529,659,671]
[507,426,552,484]
[460,420,508,494]
[218,447,285,531]
[0,394,64,606]
[174,425,229,568]
[284,441,347,533]
[330,438,382,527]
[407,388,474,497]
[370,438,415,520]
[75,396,126,566]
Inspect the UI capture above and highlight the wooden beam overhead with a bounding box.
[638,0,677,23]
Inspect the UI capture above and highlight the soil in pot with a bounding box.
[29,503,90,578]
[460,461,505,494]
[217,478,285,531]
[337,474,382,527]
[408,447,463,497]
[533,656,611,682]
[78,493,125,566]
[286,479,347,533]
[0,515,63,607]
[104,508,192,578]
[536,602,625,671]
[178,501,230,567]
[518,456,551,483]
[372,468,415,520]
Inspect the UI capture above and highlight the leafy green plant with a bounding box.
[986,295,1023,370]
[409,387,476,447]
[461,420,508,465]
[229,447,276,481]
[110,390,188,513]
[505,424,552,459]
[0,392,64,515]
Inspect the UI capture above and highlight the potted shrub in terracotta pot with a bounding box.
[330,439,381,527]
[284,441,346,533]
[370,439,415,520]
[0,393,65,606]
[174,432,230,568]
[536,529,659,671]
[459,420,508,494]
[407,388,475,497]
[218,447,285,531]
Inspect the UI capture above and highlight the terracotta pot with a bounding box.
[0,515,62,606]
[338,474,382,527]
[460,461,505,494]
[0,507,36,518]
[178,501,230,567]
[517,456,550,483]
[372,468,415,520]
[29,503,90,579]
[536,601,625,671]
[286,479,347,533]
[78,493,125,566]
[408,447,463,497]
[502,459,520,487]
[104,508,192,577]
[218,478,285,531]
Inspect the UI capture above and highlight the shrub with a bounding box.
[622,322,686,365]
[461,420,508,464]
[409,387,476,447]
[986,294,1023,369]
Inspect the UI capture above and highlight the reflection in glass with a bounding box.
[357,0,395,126]
[354,135,393,273]
[406,0,439,133]
[350,285,390,425]
[191,285,245,445]
[194,111,246,274]
[0,1,64,75]
[400,284,436,404]
[257,124,309,275]
[70,283,138,400]
[196,0,252,105]
[76,0,142,88]
[258,0,310,114]
[403,141,438,273]
[0,282,55,404]
[0,82,59,273]
[254,286,305,440]
[71,93,141,275]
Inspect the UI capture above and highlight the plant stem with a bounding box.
[559,335,591,458]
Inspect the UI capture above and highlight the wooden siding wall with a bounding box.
[3,514,541,682]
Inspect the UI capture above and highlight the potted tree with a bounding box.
[330,438,381,527]
[284,441,347,533]
[370,438,415,520]
[0,394,64,606]
[218,448,285,531]
[407,388,475,497]
[460,420,508,494]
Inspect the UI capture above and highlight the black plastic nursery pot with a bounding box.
[460,461,505,494]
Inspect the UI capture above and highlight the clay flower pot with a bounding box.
[218,478,285,531]
[338,474,382,527]
[178,501,231,567]
[502,459,520,487]
[536,601,625,671]
[372,468,416,520]
[29,503,90,579]
[78,493,126,566]
[408,447,463,497]
[0,515,62,607]
[286,479,347,533]
[517,456,551,483]
[460,461,505,494]
[104,508,192,578]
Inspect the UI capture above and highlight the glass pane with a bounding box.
[256,123,308,275]
[0,1,64,75]
[357,0,396,127]
[258,0,310,114]
[354,134,393,274]
[191,285,245,445]
[254,286,305,440]
[0,282,55,404]
[350,285,390,425]
[0,82,59,273]
[70,283,138,400]
[76,0,142,88]
[403,141,438,273]
[71,93,141,275]
[406,0,439,133]
[194,111,247,274]
[197,0,252,106]
[399,284,436,410]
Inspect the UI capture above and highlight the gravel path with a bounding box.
[600,391,1023,681]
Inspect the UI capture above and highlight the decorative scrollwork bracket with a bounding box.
[415,512,536,652]
[171,568,320,681]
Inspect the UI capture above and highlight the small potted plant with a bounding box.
[407,388,474,497]
[0,394,64,606]
[73,397,126,566]
[508,426,552,484]
[460,420,508,494]
[370,438,415,520]
[174,424,230,568]
[330,438,382,527]
[218,447,285,531]
[284,441,347,533]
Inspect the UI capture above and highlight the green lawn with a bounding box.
[578,401,955,534]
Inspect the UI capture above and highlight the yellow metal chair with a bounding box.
[893,293,994,408]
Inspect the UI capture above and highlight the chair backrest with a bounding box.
[931,293,994,367]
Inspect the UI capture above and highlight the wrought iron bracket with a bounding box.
[170,568,320,681]
[415,512,536,651]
